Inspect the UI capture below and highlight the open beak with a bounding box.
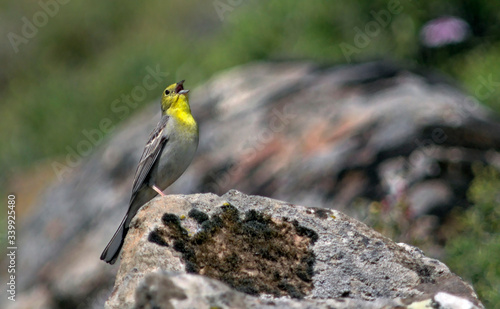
[175,80,189,94]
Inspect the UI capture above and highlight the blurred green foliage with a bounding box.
[1,0,500,187]
[444,165,500,308]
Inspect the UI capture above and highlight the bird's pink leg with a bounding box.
[152,185,166,197]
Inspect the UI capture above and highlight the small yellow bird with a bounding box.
[101,80,198,264]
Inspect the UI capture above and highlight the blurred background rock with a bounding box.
[1,0,499,308]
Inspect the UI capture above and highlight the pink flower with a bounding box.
[420,16,470,48]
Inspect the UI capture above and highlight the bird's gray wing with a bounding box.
[130,114,169,196]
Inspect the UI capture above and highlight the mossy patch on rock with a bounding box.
[148,203,318,298]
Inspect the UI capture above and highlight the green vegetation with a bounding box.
[2,0,500,187]
[444,165,500,308]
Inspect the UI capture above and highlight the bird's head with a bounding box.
[161,80,190,111]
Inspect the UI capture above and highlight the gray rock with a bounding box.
[105,190,483,308]
[131,272,479,309]
[133,271,406,309]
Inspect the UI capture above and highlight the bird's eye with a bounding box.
[164,90,170,95]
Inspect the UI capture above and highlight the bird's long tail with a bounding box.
[100,214,128,264]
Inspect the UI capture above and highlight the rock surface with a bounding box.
[3,61,499,308]
[106,190,482,308]
[132,272,478,309]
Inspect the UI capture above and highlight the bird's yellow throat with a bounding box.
[166,96,197,135]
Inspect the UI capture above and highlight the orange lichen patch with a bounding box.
[301,114,372,155]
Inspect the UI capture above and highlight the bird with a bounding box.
[100,80,199,264]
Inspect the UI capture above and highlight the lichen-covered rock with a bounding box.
[133,271,404,309]
[131,272,479,309]
[105,190,483,308]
